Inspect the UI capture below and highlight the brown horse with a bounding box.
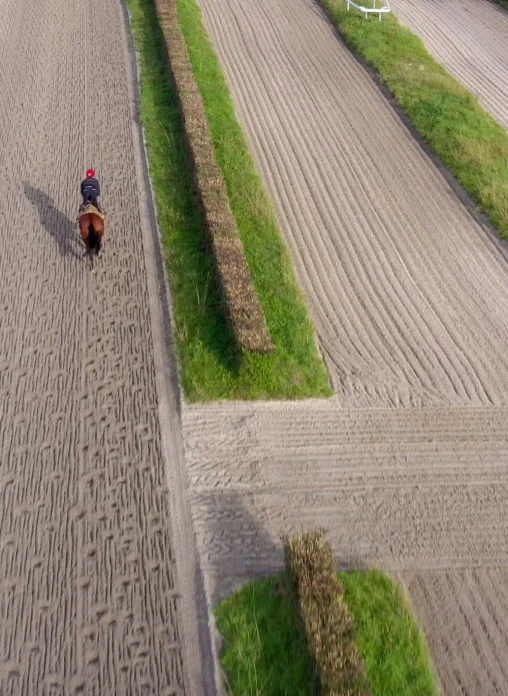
[77,204,105,269]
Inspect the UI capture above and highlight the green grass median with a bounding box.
[215,571,438,695]
[323,0,508,240]
[126,0,331,401]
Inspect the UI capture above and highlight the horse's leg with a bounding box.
[94,215,105,254]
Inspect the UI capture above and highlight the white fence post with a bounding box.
[346,0,390,21]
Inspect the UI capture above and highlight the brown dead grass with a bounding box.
[153,0,274,354]
[283,530,371,696]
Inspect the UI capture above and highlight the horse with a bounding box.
[77,203,105,270]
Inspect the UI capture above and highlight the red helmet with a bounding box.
[86,168,95,178]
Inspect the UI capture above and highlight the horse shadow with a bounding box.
[23,182,81,259]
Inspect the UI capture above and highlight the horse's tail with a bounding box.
[88,224,102,255]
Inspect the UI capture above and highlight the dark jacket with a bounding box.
[81,177,101,197]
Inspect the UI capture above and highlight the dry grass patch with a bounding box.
[284,531,370,695]
[153,0,273,354]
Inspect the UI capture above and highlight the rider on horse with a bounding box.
[80,168,104,213]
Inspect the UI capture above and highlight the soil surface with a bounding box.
[4,0,508,693]
[188,0,508,693]
[0,0,209,693]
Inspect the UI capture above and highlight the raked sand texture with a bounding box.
[184,400,508,696]
[198,0,508,410]
[191,0,508,693]
[184,401,508,592]
[390,0,508,131]
[0,0,208,693]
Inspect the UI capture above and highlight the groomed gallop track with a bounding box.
[0,0,209,693]
[197,0,508,410]
[186,0,508,693]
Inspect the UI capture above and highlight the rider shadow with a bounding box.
[23,182,81,259]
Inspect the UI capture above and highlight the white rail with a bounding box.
[346,0,391,20]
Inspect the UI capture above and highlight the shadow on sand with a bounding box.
[24,182,82,259]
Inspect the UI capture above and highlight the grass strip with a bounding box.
[341,570,438,696]
[215,570,438,696]
[153,0,274,354]
[322,0,508,238]
[126,0,331,400]
[215,576,314,695]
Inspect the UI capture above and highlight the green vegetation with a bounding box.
[215,571,438,696]
[323,0,508,238]
[126,0,331,401]
[341,570,438,696]
[158,0,274,356]
[215,577,314,696]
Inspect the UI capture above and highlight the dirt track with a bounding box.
[4,0,508,692]
[200,0,508,410]
[391,0,508,131]
[189,0,508,693]
[0,0,210,693]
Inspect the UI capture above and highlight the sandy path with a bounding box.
[184,401,508,599]
[198,0,508,410]
[188,0,508,692]
[402,568,508,695]
[390,0,508,131]
[184,401,508,695]
[0,0,210,693]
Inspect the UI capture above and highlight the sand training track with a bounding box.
[3,0,508,692]
[0,0,211,693]
[198,0,508,411]
[186,0,508,693]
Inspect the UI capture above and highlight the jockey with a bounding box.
[80,169,104,213]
